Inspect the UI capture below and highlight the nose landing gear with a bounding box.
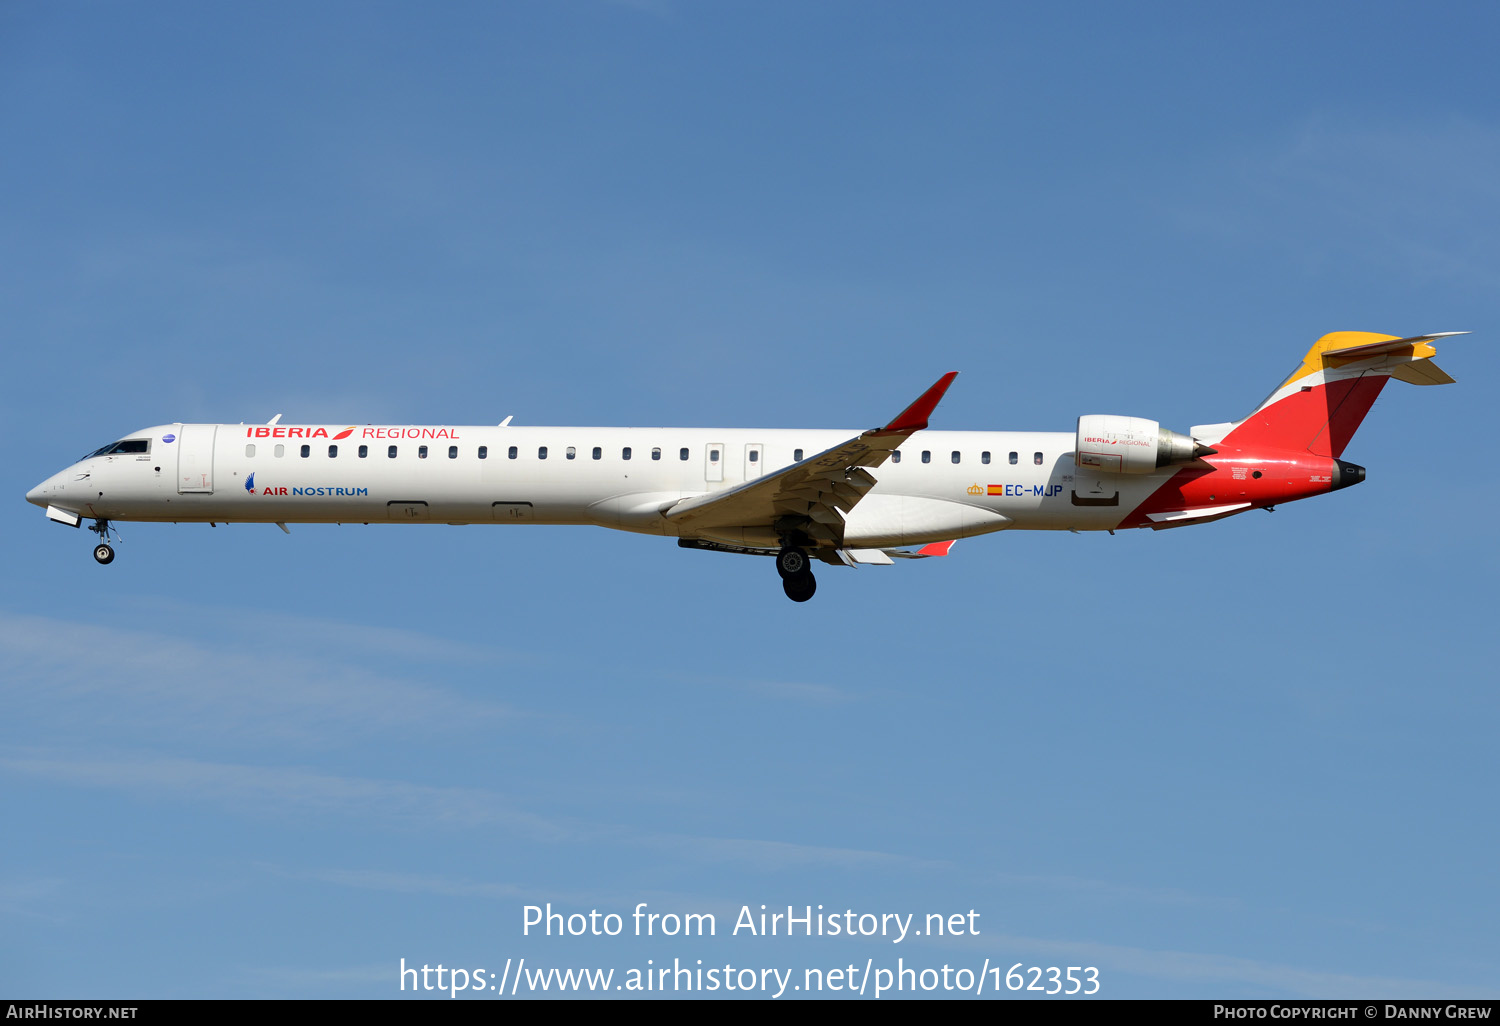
[88,519,118,565]
[777,546,817,602]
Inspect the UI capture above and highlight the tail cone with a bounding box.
[1331,460,1366,491]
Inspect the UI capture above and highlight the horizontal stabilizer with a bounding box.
[1319,331,1468,361]
[1389,360,1455,386]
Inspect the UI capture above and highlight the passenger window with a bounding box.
[794,448,803,461]
[245,444,256,458]
[951,451,961,464]
[891,450,901,464]
[1034,451,1043,465]
[508,446,518,459]
[448,445,458,459]
[328,445,338,458]
[275,444,285,458]
[622,447,632,460]
[981,451,991,465]
[300,444,310,458]
[679,448,689,461]
[359,445,368,458]
[478,446,487,459]
[538,446,548,459]
[388,445,397,458]
[651,447,661,461]
[592,446,602,460]
[1009,451,1018,465]
[566,446,576,460]
[418,445,428,459]
[921,451,931,464]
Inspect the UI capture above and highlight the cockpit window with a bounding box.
[84,439,150,459]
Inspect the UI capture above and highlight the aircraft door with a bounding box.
[705,443,723,483]
[176,424,216,494]
[744,443,763,480]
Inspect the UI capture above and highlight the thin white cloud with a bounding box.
[1,751,931,873]
[649,833,946,872]
[239,963,392,992]
[265,866,534,902]
[0,751,574,840]
[670,672,854,705]
[113,596,523,665]
[987,870,1236,911]
[0,611,515,744]
[0,875,70,924]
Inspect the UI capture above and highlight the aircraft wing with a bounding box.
[663,373,957,544]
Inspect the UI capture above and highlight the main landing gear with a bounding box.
[777,546,816,603]
[88,519,117,565]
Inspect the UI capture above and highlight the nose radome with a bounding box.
[26,481,49,507]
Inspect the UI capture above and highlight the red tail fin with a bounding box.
[1225,372,1389,458]
[1221,331,1464,457]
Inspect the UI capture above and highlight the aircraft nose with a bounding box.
[26,478,53,507]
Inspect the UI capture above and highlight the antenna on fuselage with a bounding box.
[267,414,282,425]
[498,415,513,427]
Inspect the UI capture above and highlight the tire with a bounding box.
[93,544,115,565]
[776,547,808,579]
[782,572,816,603]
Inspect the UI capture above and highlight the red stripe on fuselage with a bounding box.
[1116,447,1339,529]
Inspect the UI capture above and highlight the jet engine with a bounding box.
[1075,415,1214,474]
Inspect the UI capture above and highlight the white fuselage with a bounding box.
[28,422,1179,547]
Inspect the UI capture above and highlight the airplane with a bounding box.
[25,330,1468,602]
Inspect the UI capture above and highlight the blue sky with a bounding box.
[3,1,1497,999]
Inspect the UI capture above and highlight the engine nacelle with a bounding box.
[1075,415,1207,474]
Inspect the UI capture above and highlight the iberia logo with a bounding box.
[332,427,355,440]
[967,483,983,496]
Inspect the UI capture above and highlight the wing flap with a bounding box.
[883,539,957,559]
[1145,502,1251,523]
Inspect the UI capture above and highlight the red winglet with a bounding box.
[917,540,955,557]
[880,372,958,434]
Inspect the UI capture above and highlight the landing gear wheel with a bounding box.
[93,544,115,565]
[782,571,816,603]
[776,547,808,579]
